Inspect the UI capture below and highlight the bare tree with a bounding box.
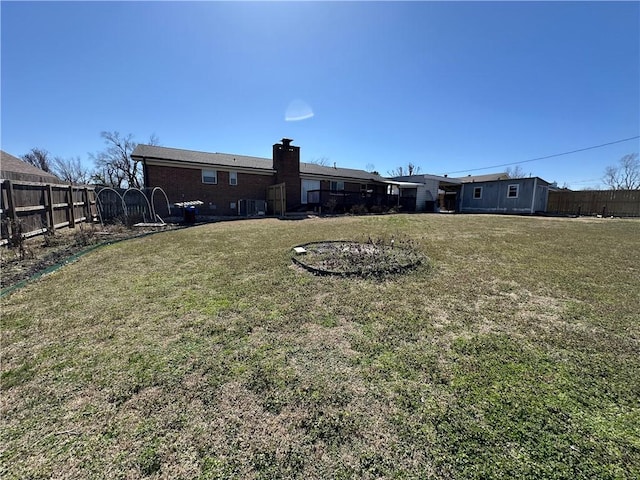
[387,162,422,177]
[308,156,330,167]
[90,131,160,188]
[53,156,91,184]
[603,153,640,190]
[366,163,380,175]
[506,165,528,178]
[22,148,54,173]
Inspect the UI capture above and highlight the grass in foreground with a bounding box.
[1,214,639,479]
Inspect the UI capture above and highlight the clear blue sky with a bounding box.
[2,1,639,189]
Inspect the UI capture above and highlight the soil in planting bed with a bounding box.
[292,240,426,277]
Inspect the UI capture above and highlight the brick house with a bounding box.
[132,138,395,215]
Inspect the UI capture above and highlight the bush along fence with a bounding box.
[1,179,97,245]
[548,189,640,217]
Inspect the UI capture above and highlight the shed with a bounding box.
[459,177,550,214]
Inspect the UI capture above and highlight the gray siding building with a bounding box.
[459,177,550,214]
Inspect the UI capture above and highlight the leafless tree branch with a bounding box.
[90,131,160,188]
[387,163,422,177]
[22,148,53,173]
[603,153,640,190]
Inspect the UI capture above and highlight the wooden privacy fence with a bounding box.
[1,179,97,243]
[548,189,640,217]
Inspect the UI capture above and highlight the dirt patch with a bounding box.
[292,239,426,277]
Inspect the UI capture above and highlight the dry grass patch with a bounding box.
[2,215,639,479]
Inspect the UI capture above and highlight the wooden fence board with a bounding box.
[548,190,640,217]
[1,179,96,243]
[267,183,286,216]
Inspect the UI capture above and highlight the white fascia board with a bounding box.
[387,180,425,187]
[300,173,383,183]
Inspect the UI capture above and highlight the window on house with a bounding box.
[202,169,217,184]
[330,181,345,192]
[229,171,238,186]
[507,184,519,198]
[473,186,482,199]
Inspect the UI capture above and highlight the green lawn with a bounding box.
[2,214,639,479]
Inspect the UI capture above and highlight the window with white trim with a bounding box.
[330,181,345,192]
[229,171,238,186]
[473,186,482,199]
[507,184,519,198]
[202,169,217,184]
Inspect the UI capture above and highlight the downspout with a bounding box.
[530,177,538,214]
[460,183,465,212]
[142,157,148,189]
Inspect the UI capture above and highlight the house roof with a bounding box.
[132,144,274,172]
[391,173,463,186]
[459,176,551,187]
[1,150,60,183]
[299,162,388,183]
[454,172,510,183]
[133,144,389,183]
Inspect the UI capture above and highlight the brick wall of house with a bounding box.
[146,164,274,215]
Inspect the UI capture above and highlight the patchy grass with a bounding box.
[1,214,639,479]
[0,222,177,290]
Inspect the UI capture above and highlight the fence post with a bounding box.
[83,187,90,222]
[46,184,55,230]
[68,185,76,229]
[89,188,97,222]
[4,180,16,237]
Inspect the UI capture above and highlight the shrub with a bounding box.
[74,222,97,247]
[2,218,31,260]
[350,204,368,215]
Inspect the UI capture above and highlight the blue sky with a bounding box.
[2,1,639,189]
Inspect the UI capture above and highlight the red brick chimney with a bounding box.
[273,138,301,210]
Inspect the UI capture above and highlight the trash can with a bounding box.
[184,206,196,224]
